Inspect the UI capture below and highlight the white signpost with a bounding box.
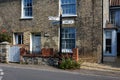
[62,20,74,24]
[48,16,60,21]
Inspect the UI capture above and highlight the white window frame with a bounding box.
[61,28,76,53]
[21,0,33,19]
[13,33,23,45]
[59,0,77,17]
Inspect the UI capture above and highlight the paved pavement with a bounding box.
[0,62,120,73]
[81,62,120,72]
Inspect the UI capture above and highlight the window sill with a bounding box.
[20,17,33,20]
[62,14,77,18]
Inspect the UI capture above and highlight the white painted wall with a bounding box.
[103,0,109,28]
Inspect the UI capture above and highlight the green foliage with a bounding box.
[0,33,11,43]
[59,58,81,69]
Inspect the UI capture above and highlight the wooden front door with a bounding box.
[32,34,41,53]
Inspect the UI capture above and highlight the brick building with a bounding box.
[0,0,103,62]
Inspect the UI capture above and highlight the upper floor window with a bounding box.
[60,0,77,17]
[21,0,33,19]
[110,9,120,27]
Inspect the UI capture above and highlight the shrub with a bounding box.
[0,33,11,43]
[59,58,81,69]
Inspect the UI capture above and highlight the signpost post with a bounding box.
[59,11,62,54]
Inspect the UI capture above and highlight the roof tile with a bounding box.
[110,0,120,6]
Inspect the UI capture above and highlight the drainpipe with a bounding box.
[101,0,104,63]
[92,0,94,60]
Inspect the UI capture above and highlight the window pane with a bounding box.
[106,39,112,53]
[62,34,65,38]
[24,8,28,16]
[18,35,21,44]
[106,31,112,39]
[62,43,65,49]
[24,0,27,6]
[115,10,120,27]
[29,0,32,6]
[106,47,111,53]
[106,39,111,45]
[29,7,32,16]
[71,0,76,3]
[110,11,115,25]
[61,0,75,4]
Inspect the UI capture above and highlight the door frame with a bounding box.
[103,30,117,56]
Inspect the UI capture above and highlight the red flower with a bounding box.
[2,29,6,33]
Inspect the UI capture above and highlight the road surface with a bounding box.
[0,65,120,80]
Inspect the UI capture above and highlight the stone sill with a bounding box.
[20,17,33,20]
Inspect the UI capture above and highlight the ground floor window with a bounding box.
[61,28,76,53]
[14,33,23,45]
[106,31,112,54]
